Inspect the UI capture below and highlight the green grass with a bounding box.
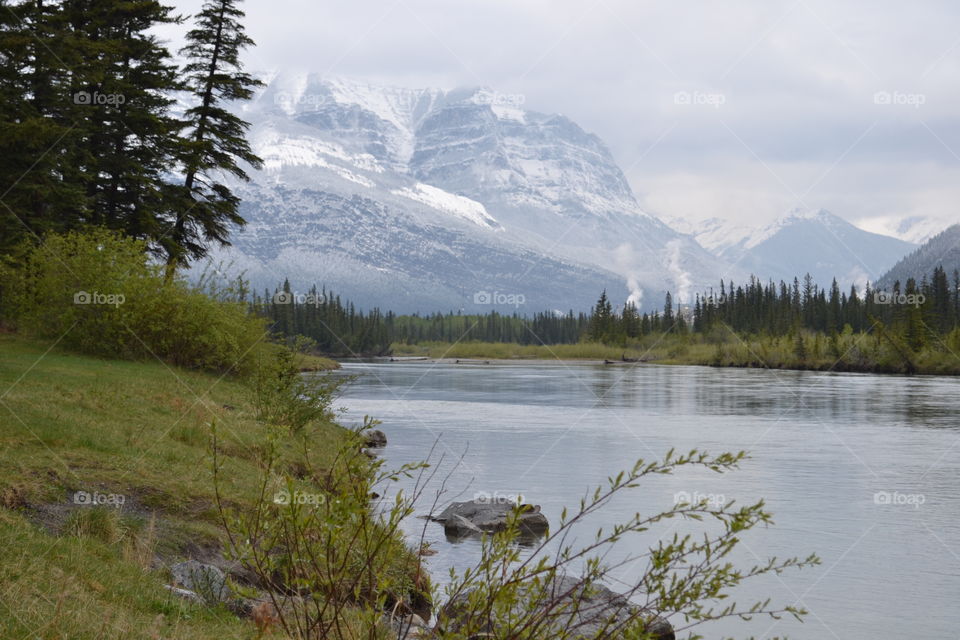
[0,333,346,639]
[298,352,341,371]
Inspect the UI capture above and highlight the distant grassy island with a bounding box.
[389,331,960,376]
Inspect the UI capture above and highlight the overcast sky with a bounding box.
[164,0,960,235]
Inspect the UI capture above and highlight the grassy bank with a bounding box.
[0,231,435,639]
[298,352,341,371]
[391,331,960,375]
[0,334,350,638]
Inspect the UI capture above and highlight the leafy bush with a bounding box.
[2,229,269,373]
[246,336,344,434]
[219,436,819,639]
[213,419,432,639]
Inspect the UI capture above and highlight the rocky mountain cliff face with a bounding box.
[206,73,736,312]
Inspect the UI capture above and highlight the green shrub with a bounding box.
[213,419,431,639]
[3,229,269,374]
[246,337,344,433]
[220,442,818,640]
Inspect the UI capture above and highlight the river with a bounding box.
[334,360,960,639]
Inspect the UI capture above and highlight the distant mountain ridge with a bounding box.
[670,208,917,289]
[854,215,952,244]
[198,73,925,312]
[877,224,960,289]
[205,72,737,312]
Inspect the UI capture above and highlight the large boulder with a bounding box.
[362,429,388,447]
[388,613,430,639]
[430,499,549,538]
[441,574,674,639]
[170,560,232,605]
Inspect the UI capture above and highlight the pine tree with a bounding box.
[662,292,674,330]
[62,0,183,241]
[588,290,613,342]
[164,0,262,276]
[793,333,807,362]
[0,0,88,251]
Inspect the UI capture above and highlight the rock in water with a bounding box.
[389,613,430,639]
[362,429,388,447]
[431,498,549,536]
[441,574,674,639]
[444,513,484,538]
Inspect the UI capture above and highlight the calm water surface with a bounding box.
[334,361,960,639]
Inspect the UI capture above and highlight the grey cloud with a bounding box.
[163,0,960,231]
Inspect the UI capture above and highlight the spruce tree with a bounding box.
[62,0,183,242]
[165,0,262,276]
[0,0,88,251]
[662,291,674,330]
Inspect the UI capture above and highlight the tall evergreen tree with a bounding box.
[588,290,613,342]
[0,0,88,251]
[662,291,674,330]
[63,0,183,241]
[164,0,262,276]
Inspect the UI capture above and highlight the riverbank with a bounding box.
[298,352,341,371]
[390,334,960,375]
[0,334,410,638]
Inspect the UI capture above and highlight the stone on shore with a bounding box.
[441,574,674,639]
[170,560,232,604]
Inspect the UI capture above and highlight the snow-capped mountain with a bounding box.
[672,208,916,289]
[853,215,952,245]
[876,224,960,289]
[209,73,737,312]
[666,216,755,256]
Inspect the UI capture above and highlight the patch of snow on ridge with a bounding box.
[254,129,380,187]
[491,105,526,123]
[323,76,420,134]
[738,208,833,251]
[394,183,502,230]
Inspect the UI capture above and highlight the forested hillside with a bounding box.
[877,225,960,289]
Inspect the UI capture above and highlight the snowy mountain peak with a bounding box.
[781,207,834,223]
[673,208,916,289]
[742,207,842,250]
[205,72,736,311]
[853,214,953,244]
